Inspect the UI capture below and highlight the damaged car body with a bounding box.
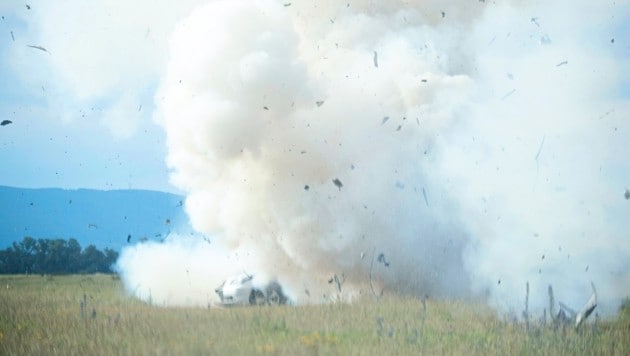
[215,273,288,306]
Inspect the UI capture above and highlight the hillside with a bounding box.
[0,186,193,251]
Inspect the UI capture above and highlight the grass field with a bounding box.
[0,274,628,355]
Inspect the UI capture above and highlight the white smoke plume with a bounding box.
[118,0,630,315]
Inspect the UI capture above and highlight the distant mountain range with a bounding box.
[0,186,196,251]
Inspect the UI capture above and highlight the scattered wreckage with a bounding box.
[214,273,288,306]
[547,282,598,329]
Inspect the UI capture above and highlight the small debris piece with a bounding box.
[531,17,540,27]
[1,120,13,126]
[611,38,614,44]
[422,187,429,207]
[381,116,389,125]
[540,34,552,45]
[263,106,269,110]
[421,79,427,82]
[283,2,291,6]
[556,60,568,67]
[441,11,445,18]
[501,89,516,100]
[624,189,630,200]
[373,51,378,67]
[377,253,390,267]
[396,125,402,131]
[332,178,343,190]
[10,31,14,41]
[316,100,324,107]
[127,234,131,243]
[27,44,49,53]
[304,185,309,191]
[26,4,31,10]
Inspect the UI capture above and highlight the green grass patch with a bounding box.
[0,275,628,355]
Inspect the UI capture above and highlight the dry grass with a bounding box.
[0,274,628,355]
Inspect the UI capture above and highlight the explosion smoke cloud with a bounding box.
[118,0,630,315]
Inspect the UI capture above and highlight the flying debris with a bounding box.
[501,89,516,101]
[304,184,309,191]
[88,223,98,229]
[27,45,49,54]
[441,11,445,18]
[422,187,429,207]
[1,120,13,126]
[421,79,427,83]
[373,51,378,68]
[26,4,31,10]
[283,3,291,6]
[332,178,343,190]
[556,60,568,67]
[316,100,324,107]
[377,253,390,267]
[381,116,390,125]
[127,234,131,243]
[624,189,630,200]
[575,283,597,329]
[531,17,540,27]
[540,34,552,45]
[10,31,14,41]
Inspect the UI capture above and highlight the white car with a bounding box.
[214,273,288,306]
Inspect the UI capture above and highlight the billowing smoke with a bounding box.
[118,0,630,315]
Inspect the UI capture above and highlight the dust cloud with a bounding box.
[117,0,630,316]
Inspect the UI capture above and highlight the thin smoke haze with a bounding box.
[117,0,630,316]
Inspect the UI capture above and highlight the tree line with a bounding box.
[0,236,118,274]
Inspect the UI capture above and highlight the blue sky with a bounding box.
[0,1,206,193]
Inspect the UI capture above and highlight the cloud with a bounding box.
[109,0,630,316]
[4,0,206,138]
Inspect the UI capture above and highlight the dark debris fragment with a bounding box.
[332,178,343,190]
[377,253,390,267]
[27,44,49,53]
[1,119,13,126]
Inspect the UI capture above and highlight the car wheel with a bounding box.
[265,282,287,305]
[249,289,265,305]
